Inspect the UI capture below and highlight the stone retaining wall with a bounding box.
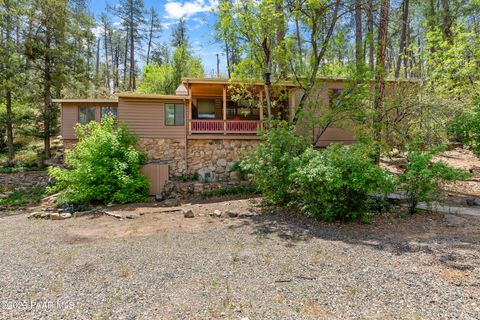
[63,139,77,150]
[186,139,259,180]
[138,138,186,178]
[0,171,49,188]
[64,137,260,181]
[164,180,253,197]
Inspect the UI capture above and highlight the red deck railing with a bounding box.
[190,119,262,134]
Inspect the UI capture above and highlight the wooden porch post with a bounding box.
[259,89,264,122]
[223,84,227,134]
[188,84,192,135]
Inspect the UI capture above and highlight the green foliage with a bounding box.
[48,116,149,205]
[399,143,471,213]
[230,161,249,180]
[0,186,46,207]
[240,121,309,205]
[448,101,480,154]
[292,143,395,221]
[137,64,176,95]
[138,45,204,95]
[202,185,258,199]
[425,26,479,107]
[179,172,199,182]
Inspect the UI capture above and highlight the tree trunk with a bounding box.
[123,27,129,89]
[275,0,286,78]
[146,13,153,65]
[395,0,409,78]
[440,0,453,43]
[95,38,100,98]
[4,1,14,163]
[44,32,52,160]
[115,46,120,90]
[129,0,136,90]
[367,0,375,71]
[103,23,110,92]
[292,0,341,124]
[225,40,231,78]
[373,0,390,161]
[295,16,303,69]
[354,0,363,69]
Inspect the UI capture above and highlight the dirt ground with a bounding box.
[382,147,480,206]
[1,147,480,319]
[1,197,479,319]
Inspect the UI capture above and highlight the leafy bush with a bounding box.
[178,172,199,182]
[48,115,149,205]
[0,186,46,207]
[292,143,395,221]
[229,161,249,180]
[448,102,480,154]
[239,121,309,205]
[399,144,471,213]
[201,185,258,198]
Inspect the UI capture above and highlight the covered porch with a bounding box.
[182,80,267,136]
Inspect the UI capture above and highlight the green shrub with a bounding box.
[399,143,471,213]
[201,185,258,198]
[229,161,249,180]
[240,121,309,205]
[178,172,199,182]
[292,143,395,221]
[0,186,46,207]
[448,101,480,154]
[48,115,149,205]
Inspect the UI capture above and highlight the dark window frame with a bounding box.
[165,103,185,126]
[78,106,96,124]
[101,106,118,119]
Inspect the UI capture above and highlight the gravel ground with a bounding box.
[0,198,479,320]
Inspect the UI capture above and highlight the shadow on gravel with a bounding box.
[229,208,480,270]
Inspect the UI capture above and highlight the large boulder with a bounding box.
[443,214,468,227]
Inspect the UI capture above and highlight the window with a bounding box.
[197,99,215,119]
[329,89,344,108]
[165,103,185,126]
[79,106,95,124]
[101,106,118,119]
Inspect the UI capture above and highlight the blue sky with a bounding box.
[89,0,225,76]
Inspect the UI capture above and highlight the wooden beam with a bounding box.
[223,85,227,134]
[188,84,192,135]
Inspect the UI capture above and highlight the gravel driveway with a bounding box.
[0,198,479,319]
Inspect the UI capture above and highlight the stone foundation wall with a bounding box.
[138,138,186,177]
[164,180,253,197]
[63,139,77,150]
[62,136,260,181]
[186,139,259,180]
[0,171,49,188]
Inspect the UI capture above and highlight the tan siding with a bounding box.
[118,98,186,139]
[291,81,357,147]
[60,102,118,139]
[62,104,78,139]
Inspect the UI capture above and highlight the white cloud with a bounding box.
[162,21,176,30]
[165,0,218,20]
[92,25,104,37]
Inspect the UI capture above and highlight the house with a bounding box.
[54,77,359,193]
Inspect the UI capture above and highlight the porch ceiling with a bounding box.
[190,83,225,97]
